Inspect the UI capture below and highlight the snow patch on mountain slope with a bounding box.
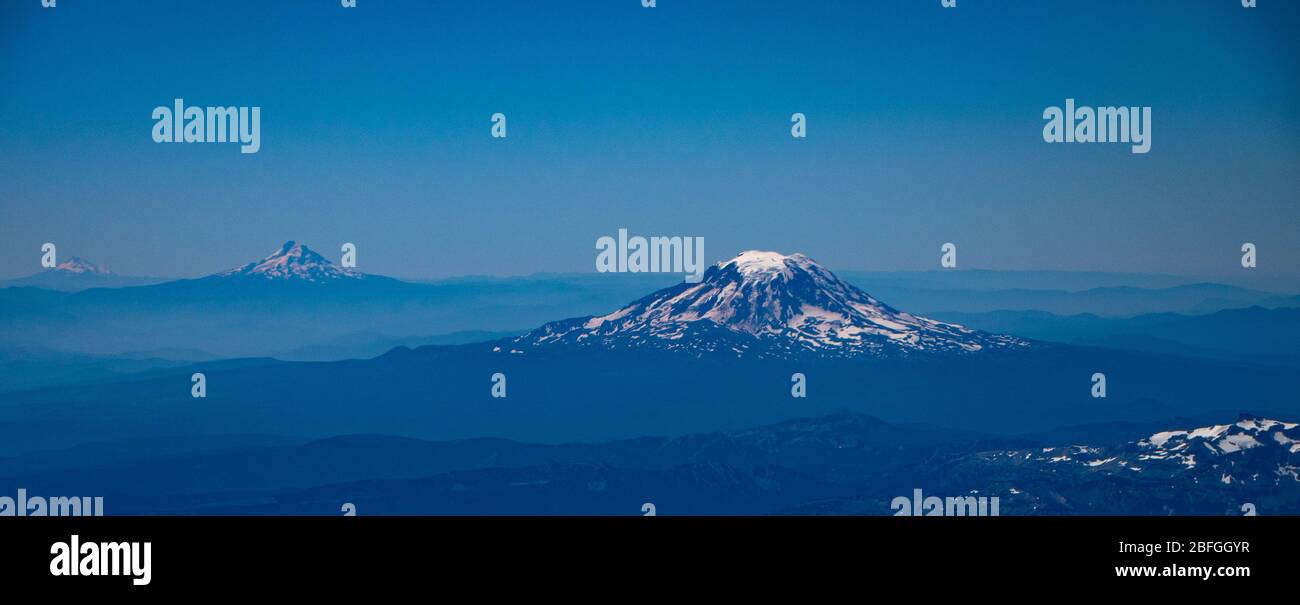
[993,415,1300,486]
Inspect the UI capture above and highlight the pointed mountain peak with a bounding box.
[217,241,362,282]
[271,240,323,261]
[511,249,1029,358]
[54,256,112,275]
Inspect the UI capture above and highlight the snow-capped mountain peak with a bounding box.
[510,250,1028,358]
[218,241,361,282]
[54,257,112,275]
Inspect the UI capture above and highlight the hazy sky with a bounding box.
[1,0,1297,287]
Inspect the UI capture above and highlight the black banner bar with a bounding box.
[1,515,1286,594]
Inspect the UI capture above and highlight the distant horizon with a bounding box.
[6,239,1298,295]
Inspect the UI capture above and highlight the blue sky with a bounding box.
[1,0,1296,287]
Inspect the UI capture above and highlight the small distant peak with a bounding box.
[55,257,112,275]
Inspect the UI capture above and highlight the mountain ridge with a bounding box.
[15,410,1295,515]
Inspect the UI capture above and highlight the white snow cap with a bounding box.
[726,250,810,278]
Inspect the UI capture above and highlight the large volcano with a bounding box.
[510,250,1030,358]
